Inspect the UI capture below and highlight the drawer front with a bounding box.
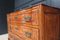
[18,26,39,40]
[9,32,24,40]
[13,8,39,28]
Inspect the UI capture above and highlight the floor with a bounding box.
[0,34,8,40]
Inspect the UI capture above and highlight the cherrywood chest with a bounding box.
[7,4,60,40]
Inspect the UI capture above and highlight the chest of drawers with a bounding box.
[7,4,60,40]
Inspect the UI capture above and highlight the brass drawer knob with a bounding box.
[24,31,32,38]
[24,16,31,22]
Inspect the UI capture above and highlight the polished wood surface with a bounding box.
[42,5,60,40]
[7,4,60,40]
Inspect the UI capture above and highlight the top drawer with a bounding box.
[15,6,39,28]
[8,5,40,28]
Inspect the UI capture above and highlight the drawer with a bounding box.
[8,32,24,40]
[14,11,39,28]
[9,8,39,28]
[18,26,39,40]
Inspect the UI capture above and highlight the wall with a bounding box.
[44,0,60,8]
[15,0,43,10]
[15,0,60,10]
[0,0,14,35]
[51,0,60,8]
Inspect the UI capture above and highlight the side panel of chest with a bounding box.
[42,5,60,40]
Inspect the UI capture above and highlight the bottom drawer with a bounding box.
[8,32,24,40]
[18,26,39,40]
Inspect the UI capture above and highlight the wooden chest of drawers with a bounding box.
[7,4,60,40]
